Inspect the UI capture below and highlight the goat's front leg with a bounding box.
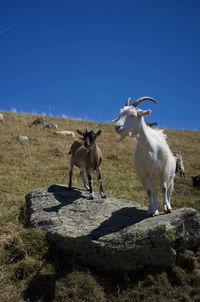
[80,170,89,191]
[146,179,158,216]
[146,179,153,216]
[68,160,73,189]
[87,169,94,199]
[96,168,106,198]
[152,192,159,216]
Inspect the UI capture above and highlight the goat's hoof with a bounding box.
[147,210,159,217]
[164,205,172,214]
[147,211,151,217]
[147,212,154,217]
[88,193,94,200]
[101,193,106,199]
[68,185,72,190]
[165,208,172,214]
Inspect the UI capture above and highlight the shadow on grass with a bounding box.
[23,239,168,302]
[23,243,74,302]
[23,273,57,302]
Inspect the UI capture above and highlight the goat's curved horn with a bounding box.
[85,125,89,133]
[132,96,158,107]
[126,97,131,106]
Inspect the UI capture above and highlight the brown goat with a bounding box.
[68,126,106,199]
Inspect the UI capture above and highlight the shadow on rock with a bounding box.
[78,206,147,240]
[43,185,87,213]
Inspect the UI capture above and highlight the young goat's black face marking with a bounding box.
[76,128,102,148]
[84,131,96,148]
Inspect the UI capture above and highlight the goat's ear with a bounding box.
[96,130,102,137]
[138,109,151,117]
[77,129,84,136]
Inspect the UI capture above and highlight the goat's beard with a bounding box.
[116,130,130,142]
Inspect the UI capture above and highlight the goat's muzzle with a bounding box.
[115,125,121,133]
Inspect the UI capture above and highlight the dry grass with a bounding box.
[0,111,200,301]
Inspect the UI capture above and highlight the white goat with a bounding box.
[53,130,75,137]
[173,152,185,177]
[0,113,4,124]
[68,126,106,199]
[44,123,58,129]
[113,96,176,216]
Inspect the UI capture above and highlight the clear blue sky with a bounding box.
[1,0,200,130]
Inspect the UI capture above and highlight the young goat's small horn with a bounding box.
[92,125,98,132]
[132,96,158,107]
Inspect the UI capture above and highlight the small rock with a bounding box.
[53,131,75,137]
[18,135,29,142]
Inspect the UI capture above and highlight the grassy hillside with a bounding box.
[0,111,200,302]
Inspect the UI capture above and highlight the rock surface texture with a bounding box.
[26,184,200,271]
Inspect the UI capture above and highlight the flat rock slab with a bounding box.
[26,184,200,271]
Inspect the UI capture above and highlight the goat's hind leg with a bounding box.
[162,181,172,214]
[166,182,173,213]
[96,168,106,198]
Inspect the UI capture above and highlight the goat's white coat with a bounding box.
[115,104,176,216]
